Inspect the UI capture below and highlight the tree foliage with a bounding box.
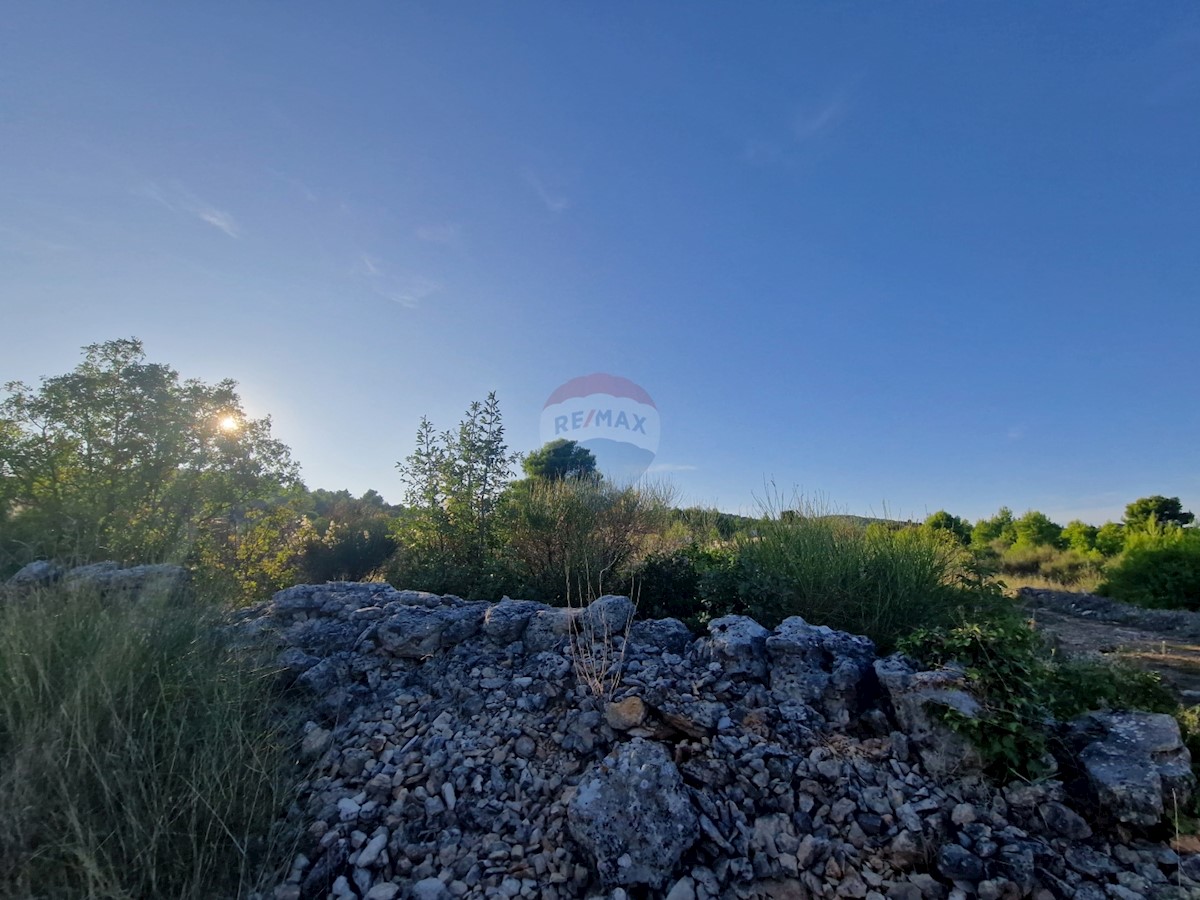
[392,393,518,595]
[1012,509,1063,549]
[924,510,972,545]
[1124,495,1195,531]
[521,439,597,482]
[972,507,1017,548]
[0,338,298,570]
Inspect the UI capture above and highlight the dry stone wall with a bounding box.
[220,582,1200,900]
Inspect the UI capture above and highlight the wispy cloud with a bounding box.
[353,252,440,309]
[1006,425,1025,441]
[416,223,462,245]
[138,181,241,238]
[743,85,855,167]
[792,92,849,143]
[647,463,699,474]
[266,168,318,202]
[523,169,570,213]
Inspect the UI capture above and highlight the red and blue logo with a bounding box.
[539,374,659,481]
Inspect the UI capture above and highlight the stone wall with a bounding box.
[223,583,1200,900]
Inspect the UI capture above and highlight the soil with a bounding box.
[1018,587,1200,702]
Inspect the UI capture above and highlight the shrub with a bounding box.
[496,476,672,604]
[0,582,299,899]
[719,501,1003,651]
[1098,529,1200,610]
[900,616,1053,777]
[900,617,1178,778]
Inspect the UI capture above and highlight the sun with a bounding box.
[218,415,240,433]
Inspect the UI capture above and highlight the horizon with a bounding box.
[3,3,1197,526]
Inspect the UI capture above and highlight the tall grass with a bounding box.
[732,496,1000,651]
[0,580,299,899]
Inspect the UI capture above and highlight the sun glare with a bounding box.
[218,415,240,432]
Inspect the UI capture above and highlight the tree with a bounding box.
[0,338,298,568]
[393,393,518,593]
[1124,496,1195,531]
[1012,510,1063,549]
[1061,520,1098,554]
[1094,522,1126,557]
[521,439,597,482]
[924,510,972,546]
[972,507,1017,548]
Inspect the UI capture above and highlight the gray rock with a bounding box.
[705,615,771,680]
[568,738,698,887]
[523,607,577,653]
[410,877,449,900]
[630,618,695,655]
[7,559,63,587]
[1069,710,1195,826]
[766,616,876,726]
[63,561,189,602]
[1039,801,1092,840]
[938,844,984,882]
[874,654,984,778]
[481,597,543,644]
[376,605,484,658]
[579,595,636,638]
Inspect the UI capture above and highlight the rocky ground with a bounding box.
[1020,589,1200,702]
[221,583,1200,900]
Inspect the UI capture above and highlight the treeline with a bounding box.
[922,498,1200,608]
[0,340,729,604]
[3,339,1197,615]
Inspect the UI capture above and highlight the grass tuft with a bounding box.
[0,580,300,900]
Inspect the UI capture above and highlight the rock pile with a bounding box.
[231,583,1200,900]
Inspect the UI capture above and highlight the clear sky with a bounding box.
[3,2,1198,525]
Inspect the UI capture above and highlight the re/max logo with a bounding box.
[554,409,648,435]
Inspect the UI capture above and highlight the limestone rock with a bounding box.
[874,654,984,778]
[580,594,636,638]
[767,616,876,725]
[1069,710,1195,826]
[7,559,63,587]
[706,615,771,680]
[568,738,698,887]
[376,604,484,658]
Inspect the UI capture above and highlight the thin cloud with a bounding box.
[1007,425,1025,441]
[356,253,381,277]
[138,181,241,238]
[416,223,462,245]
[647,463,699,474]
[792,93,849,143]
[353,252,439,309]
[523,169,570,213]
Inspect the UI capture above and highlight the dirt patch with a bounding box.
[1019,587,1200,702]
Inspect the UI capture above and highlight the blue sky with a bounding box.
[3,2,1198,525]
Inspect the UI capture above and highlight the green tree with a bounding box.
[1012,510,1063,549]
[1124,495,1195,531]
[1094,521,1126,557]
[972,507,1017,548]
[521,439,597,482]
[393,393,518,593]
[1061,520,1098,554]
[0,338,298,569]
[924,510,972,545]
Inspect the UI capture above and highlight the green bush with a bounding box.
[717,504,1002,651]
[0,582,299,899]
[900,616,1180,778]
[1099,529,1200,610]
